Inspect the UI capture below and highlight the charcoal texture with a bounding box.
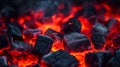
[0,56,8,67]
[64,32,91,52]
[0,35,9,49]
[11,40,32,51]
[85,51,112,67]
[91,32,106,49]
[106,48,120,67]
[45,28,63,40]
[61,18,82,34]
[43,50,79,67]
[32,35,53,55]
[92,23,109,36]
[112,35,120,47]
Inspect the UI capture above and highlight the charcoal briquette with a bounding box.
[44,28,63,40]
[112,35,120,47]
[32,35,53,55]
[7,24,23,41]
[24,29,42,38]
[11,40,32,51]
[106,18,118,31]
[0,56,8,67]
[85,51,112,67]
[0,35,9,49]
[43,49,79,67]
[92,23,109,36]
[91,32,106,49]
[61,18,82,34]
[63,32,91,52]
[106,48,120,67]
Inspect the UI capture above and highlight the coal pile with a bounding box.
[0,0,120,67]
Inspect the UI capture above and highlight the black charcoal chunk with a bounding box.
[112,35,120,47]
[32,35,53,55]
[24,29,42,38]
[11,40,32,51]
[106,18,118,31]
[92,23,109,36]
[43,50,79,67]
[10,64,18,67]
[75,5,96,18]
[0,35,9,49]
[7,24,23,41]
[106,48,120,67]
[85,51,112,67]
[61,18,81,34]
[63,32,91,52]
[0,56,8,67]
[45,28,63,40]
[27,63,40,67]
[91,32,106,49]
[32,64,40,67]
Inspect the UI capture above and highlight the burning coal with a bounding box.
[0,0,120,67]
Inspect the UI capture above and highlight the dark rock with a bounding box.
[32,35,53,55]
[91,32,106,49]
[45,28,63,40]
[43,50,79,67]
[106,48,120,67]
[61,18,82,34]
[10,40,32,51]
[85,51,112,67]
[0,35,9,49]
[0,56,8,67]
[63,32,91,52]
[92,23,109,36]
[112,35,120,48]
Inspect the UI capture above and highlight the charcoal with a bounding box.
[106,48,120,67]
[45,28,63,40]
[43,49,79,67]
[31,64,40,67]
[106,18,118,31]
[32,35,53,55]
[85,51,112,67]
[24,29,42,38]
[27,63,40,67]
[39,0,71,17]
[0,35,9,49]
[61,18,82,34]
[92,23,109,36]
[75,5,96,17]
[10,40,32,51]
[7,24,23,41]
[0,56,8,67]
[0,6,18,19]
[63,32,91,52]
[91,32,106,49]
[112,35,120,48]
[10,64,18,67]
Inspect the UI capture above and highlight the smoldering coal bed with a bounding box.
[0,0,120,67]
